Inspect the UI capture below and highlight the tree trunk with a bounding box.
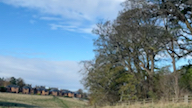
[170,38,179,100]
[119,91,123,102]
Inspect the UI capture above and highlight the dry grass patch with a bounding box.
[100,102,192,108]
[0,93,87,108]
[59,97,87,105]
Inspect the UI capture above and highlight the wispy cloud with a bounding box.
[79,27,94,34]
[0,0,125,34]
[49,23,96,34]
[0,55,83,91]
[0,0,124,20]
[40,17,62,21]
[49,24,74,30]
[29,20,36,24]
[0,49,46,57]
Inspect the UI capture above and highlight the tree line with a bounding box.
[0,77,25,88]
[80,0,192,106]
[0,77,26,92]
[0,76,88,98]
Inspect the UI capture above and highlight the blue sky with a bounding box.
[0,0,124,91]
[0,0,190,92]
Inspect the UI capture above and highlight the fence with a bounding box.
[82,95,192,108]
[113,95,192,107]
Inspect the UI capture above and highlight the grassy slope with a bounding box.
[2,93,191,108]
[0,92,87,108]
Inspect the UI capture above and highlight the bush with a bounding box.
[0,87,7,92]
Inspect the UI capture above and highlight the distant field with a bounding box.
[0,92,88,108]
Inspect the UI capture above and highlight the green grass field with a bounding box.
[1,93,192,108]
[0,92,88,108]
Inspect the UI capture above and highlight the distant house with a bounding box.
[60,90,74,97]
[74,92,82,98]
[41,89,49,95]
[59,89,68,97]
[36,88,43,95]
[34,86,46,95]
[50,89,59,96]
[30,88,37,94]
[59,90,64,96]
[22,86,31,94]
[68,92,74,98]
[59,89,68,96]
[6,85,19,93]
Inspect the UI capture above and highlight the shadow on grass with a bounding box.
[0,101,37,107]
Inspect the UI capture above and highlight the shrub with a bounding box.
[0,87,7,92]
